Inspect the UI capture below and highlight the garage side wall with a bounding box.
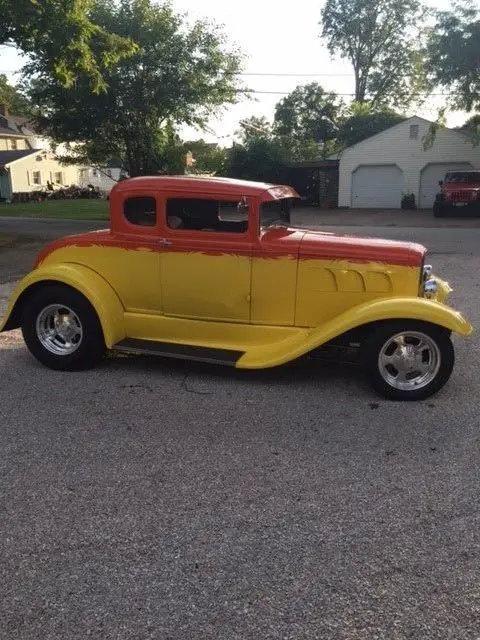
[338,118,480,208]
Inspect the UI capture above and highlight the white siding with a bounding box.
[78,167,121,193]
[9,152,82,193]
[338,117,480,208]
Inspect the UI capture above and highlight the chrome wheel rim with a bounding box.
[378,331,441,391]
[36,304,83,356]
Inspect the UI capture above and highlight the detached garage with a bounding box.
[351,165,403,209]
[336,117,480,209]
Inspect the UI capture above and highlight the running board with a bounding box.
[112,338,244,366]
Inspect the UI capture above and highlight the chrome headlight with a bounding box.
[424,278,438,297]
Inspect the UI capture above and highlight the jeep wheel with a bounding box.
[433,203,447,217]
[21,284,106,371]
[361,321,454,400]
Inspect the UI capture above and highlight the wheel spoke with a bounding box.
[36,304,83,356]
[377,330,442,392]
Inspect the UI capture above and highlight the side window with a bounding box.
[166,198,248,233]
[124,196,157,227]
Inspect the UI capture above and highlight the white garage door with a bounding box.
[351,165,403,208]
[419,162,475,209]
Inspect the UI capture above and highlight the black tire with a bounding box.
[21,284,106,371]
[360,320,455,401]
[433,203,446,218]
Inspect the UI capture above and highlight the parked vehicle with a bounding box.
[0,176,473,399]
[433,170,480,217]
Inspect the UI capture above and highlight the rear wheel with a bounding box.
[360,321,454,400]
[21,284,106,371]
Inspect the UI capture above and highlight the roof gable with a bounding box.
[0,149,39,167]
[338,116,472,155]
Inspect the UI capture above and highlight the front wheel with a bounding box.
[360,321,454,400]
[21,284,106,371]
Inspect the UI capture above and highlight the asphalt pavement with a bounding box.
[1,219,480,639]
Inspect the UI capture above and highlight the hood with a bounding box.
[299,229,426,267]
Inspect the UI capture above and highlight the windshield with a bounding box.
[260,198,294,229]
[444,172,480,185]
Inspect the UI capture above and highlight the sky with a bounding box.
[0,0,468,144]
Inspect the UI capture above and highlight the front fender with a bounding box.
[236,297,472,369]
[0,263,126,347]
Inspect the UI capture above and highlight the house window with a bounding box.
[124,196,157,227]
[10,139,17,150]
[166,198,248,233]
[32,171,41,185]
[106,169,112,177]
[409,124,419,140]
[54,171,63,185]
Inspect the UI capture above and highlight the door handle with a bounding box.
[158,238,172,246]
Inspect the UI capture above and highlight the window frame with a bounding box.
[409,124,419,140]
[163,194,253,239]
[120,193,160,235]
[32,171,41,185]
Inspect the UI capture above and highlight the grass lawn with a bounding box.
[0,199,109,220]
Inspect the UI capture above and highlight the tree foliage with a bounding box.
[185,140,229,176]
[28,0,244,177]
[0,0,135,91]
[321,0,429,108]
[426,2,480,112]
[274,83,342,142]
[336,102,405,147]
[0,74,31,115]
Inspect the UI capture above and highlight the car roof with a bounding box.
[111,175,299,200]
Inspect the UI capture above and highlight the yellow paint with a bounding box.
[160,251,251,322]
[237,296,473,369]
[295,258,420,327]
[1,242,473,369]
[123,312,303,349]
[251,256,297,325]
[0,263,126,347]
[40,244,162,314]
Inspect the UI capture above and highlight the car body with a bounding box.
[434,170,480,217]
[0,176,473,399]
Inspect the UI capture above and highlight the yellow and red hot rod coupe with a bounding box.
[0,176,472,400]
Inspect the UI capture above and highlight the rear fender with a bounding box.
[0,263,126,347]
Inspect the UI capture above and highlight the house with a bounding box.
[0,104,124,199]
[0,104,39,152]
[0,148,83,201]
[334,116,480,209]
[78,158,123,194]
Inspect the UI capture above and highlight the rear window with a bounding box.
[445,172,480,185]
[124,196,157,226]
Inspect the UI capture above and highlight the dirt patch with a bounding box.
[0,280,17,317]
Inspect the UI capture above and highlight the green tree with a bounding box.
[226,118,287,183]
[0,74,30,114]
[0,0,135,91]
[184,140,229,176]
[426,2,480,112]
[337,102,405,147]
[274,83,342,144]
[321,0,429,108]
[29,0,243,177]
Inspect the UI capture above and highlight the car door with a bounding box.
[159,194,253,323]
